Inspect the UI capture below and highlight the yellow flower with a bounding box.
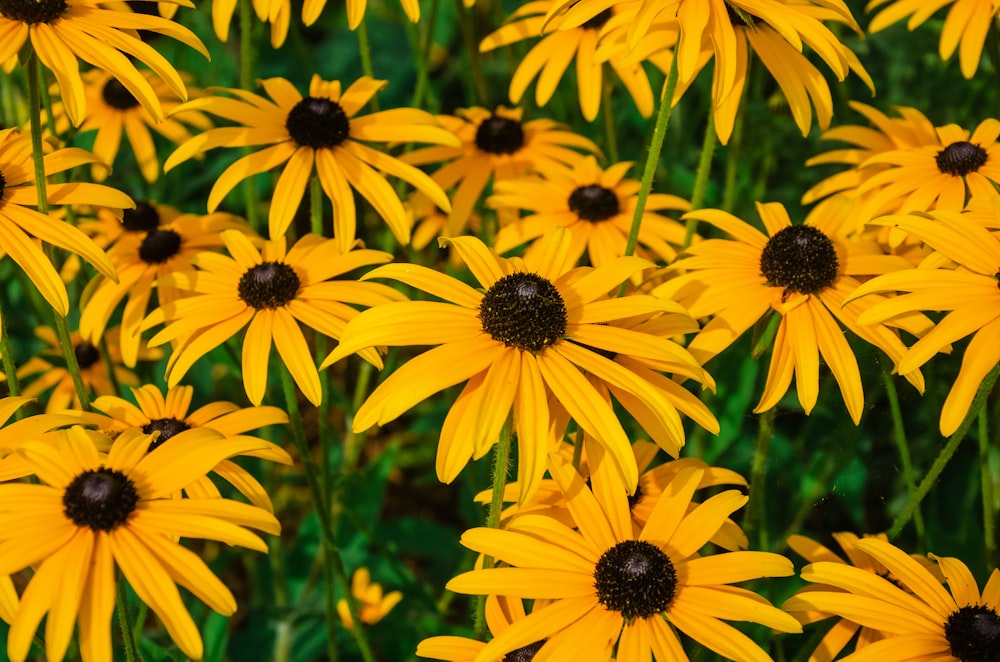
[165,75,458,249]
[301,0,420,29]
[337,567,403,629]
[0,426,280,662]
[447,454,800,660]
[785,538,999,661]
[0,0,208,125]
[212,0,290,47]
[146,230,402,406]
[0,127,125,315]
[417,596,538,661]
[324,229,710,501]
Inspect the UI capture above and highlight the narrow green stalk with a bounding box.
[456,0,489,107]
[987,21,1000,116]
[624,55,679,258]
[980,408,996,570]
[880,363,925,544]
[344,361,373,472]
[0,301,21,399]
[100,336,123,397]
[239,0,261,231]
[683,110,717,248]
[269,535,292,662]
[410,0,441,109]
[745,406,776,550]
[357,18,379,111]
[601,78,618,164]
[116,576,141,662]
[474,417,513,640]
[888,363,1000,538]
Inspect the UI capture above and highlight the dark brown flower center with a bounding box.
[138,228,182,264]
[63,467,140,531]
[142,417,191,452]
[936,141,988,176]
[759,225,839,296]
[286,97,350,149]
[479,272,567,352]
[503,641,545,661]
[0,0,67,23]
[582,8,612,30]
[238,261,301,309]
[74,341,101,369]
[594,539,676,620]
[569,184,620,222]
[945,604,1000,662]
[101,78,140,111]
[475,115,525,155]
[122,201,161,232]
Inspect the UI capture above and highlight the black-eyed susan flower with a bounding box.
[145,230,402,407]
[401,106,599,241]
[447,455,800,660]
[0,0,208,126]
[479,0,658,121]
[301,0,420,29]
[656,197,929,424]
[337,567,403,630]
[867,0,998,79]
[47,69,212,183]
[848,208,1000,435]
[18,326,161,413]
[784,537,999,661]
[0,395,96,480]
[83,383,292,511]
[0,127,125,315]
[490,155,690,267]
[323,230,712,502]
[416,596,538,661]
[851,118,1000,221]
[79,206,251,367]
[164,75,458,249]
[0,425,280,662]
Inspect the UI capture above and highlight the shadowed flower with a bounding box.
[337,567,403,630]
[0,127,124,315]
[145,230,402,406]
[323,230,709,501]
[784,537,999,661]
[0,0,208,125]
[447,454,800,660]
[0,426,280,662]
[401,106,599,240]
[164,75,458,249]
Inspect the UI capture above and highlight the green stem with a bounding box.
[474,417,513,640]
[888,363,1000,538]
[987,19,1000,116]
[456,0,488,107]
[601,77,618,164]
[116,576,141,662]
[722,98,746,214]
[357,18,380,111]
[0,301,21,399]
[745,406,776,550]
[240,0,261,231]
[980,408,996,570]
[880,363,925,544]
[683,110,716,248]
[624,54,679,258]
[410,0,440,109]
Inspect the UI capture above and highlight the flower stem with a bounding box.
[357,18,380,111]
[239,0,261,231]
[474,416,513,640]
[880,363,925,545]
[601,78,619,164]
[888,362,1000,539]
[683,110,716,248]
[116,576,141,662]
[410,0,441,109]
[624,54,679,258]
[0,302,21,399]
[456,0,488,107]
[745,406,776,550]
[979,407,996,570]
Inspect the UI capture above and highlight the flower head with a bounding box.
[337,567,403,630]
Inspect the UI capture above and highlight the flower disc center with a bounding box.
[503,640,545,661]
[936,141,988,176]
[286,97,350,149]
[594,539,676,620]
[569,184,620,222]
[238,261,301,309]
[122,201,161,232]
[102,79,140,110]
[74,341,101,369]
[138,229,182,264]
[0,0,68,23]
[759,225,839,296]
[479,272,567,352]
[63,467,140,531]
[475,115,525,155]
[142,417,192,451]
[945,604,1000,662]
